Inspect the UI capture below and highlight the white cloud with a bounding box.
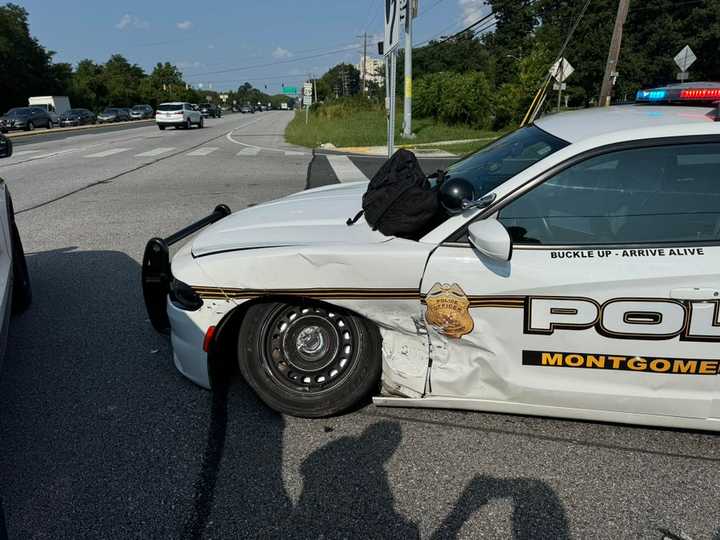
[115,14,149,30]
[272,47,293,59]
[458,0,491,26]
[176,20,193,30]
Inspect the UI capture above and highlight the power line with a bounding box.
[417,0,449,18]
[185,46,362,79]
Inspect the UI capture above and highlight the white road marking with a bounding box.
[236,148,260,156]
[84,148,131,158]
[186,147,219,156]
[225,114,308,155]
[284,151,304,156]
[12,150,42,157]
[135,147,175,157]
[326,155,369,183]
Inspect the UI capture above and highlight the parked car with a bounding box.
[130,105,154,120]
[199,103,222,118]
[155,102,204,130]
[58,108,96,127]
[0,134,32,375]
[119,107,133,119]
[240,105,254,114]
[97,108,130,123]
[0,107,53,132]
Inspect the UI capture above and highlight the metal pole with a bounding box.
[363,33,368,94]
[402,7,413,138]
[557,62,564,112]
[599,0,631,107]
[387,52,397,158]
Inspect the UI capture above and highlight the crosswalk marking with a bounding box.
[84,148,131,158]
[186,147,218,156]
[326,155,369,183]
[135,147,175,157]
[236,148,260,156]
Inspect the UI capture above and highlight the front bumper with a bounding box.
[141,204,232,333]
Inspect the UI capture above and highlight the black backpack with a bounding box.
[347,149,439,239]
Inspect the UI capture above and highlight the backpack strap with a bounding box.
[346,210,364,226]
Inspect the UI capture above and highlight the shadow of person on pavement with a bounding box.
[431,475,569,540]
[285,421,418,540]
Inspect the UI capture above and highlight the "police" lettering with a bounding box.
[525,297,720,341]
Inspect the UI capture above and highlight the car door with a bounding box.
[421,139,720,421]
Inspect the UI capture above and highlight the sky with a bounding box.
[17,0,491,94]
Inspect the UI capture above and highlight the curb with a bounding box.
[4,119,154,139]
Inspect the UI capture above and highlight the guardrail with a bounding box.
[5,119,154,139]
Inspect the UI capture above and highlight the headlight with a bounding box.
[170,278,203,311]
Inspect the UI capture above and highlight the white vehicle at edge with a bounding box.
[143,82,720,430]
[0,134,32,372]
[155,102,203,131]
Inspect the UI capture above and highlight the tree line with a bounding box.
[313,0,719,130]
[0,3,290,113]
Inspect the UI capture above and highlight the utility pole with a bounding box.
[599,0,630,107]
[357,32,368,94]
[402,0,415,138]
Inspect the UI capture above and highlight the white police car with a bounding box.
[144,82,720,430]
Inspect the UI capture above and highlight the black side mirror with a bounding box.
[0,135,12,159]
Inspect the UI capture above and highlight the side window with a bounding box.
[498,143,720,246]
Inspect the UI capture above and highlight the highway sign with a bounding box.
[384,0,400,55]
[282,86,297,94]
[674,45,697,72]
[549,58,574,83]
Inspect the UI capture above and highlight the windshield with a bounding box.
[6,108,31,116]
[444,126,569,195]
[158,104,183,111]
[132,106,145,111]
[101,108,118,114]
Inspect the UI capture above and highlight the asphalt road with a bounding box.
[0,111,718,540]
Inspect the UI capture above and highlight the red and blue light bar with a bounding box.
[636,83,720,104]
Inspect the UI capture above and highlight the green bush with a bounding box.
[413,71,493,129]
[413,72,445,119]
[439,71,492,128]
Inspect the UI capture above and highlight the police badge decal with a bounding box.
[424,283,474,338]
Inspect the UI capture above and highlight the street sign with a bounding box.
[384,0,400,55]
[549,58,574,83]
[303,82,313,107]
[282,86,297,94]
[674,45,697,72]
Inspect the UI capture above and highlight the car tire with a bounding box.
[158,125,166,131]
[26,122,34,132]
[198,117,204,128]
[237,301,381,418]
[10,220,31,314]
[185,119,191,130]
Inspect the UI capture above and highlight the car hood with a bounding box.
[191,181,387,257]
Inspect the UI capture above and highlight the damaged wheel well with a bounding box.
[206,295,382,390]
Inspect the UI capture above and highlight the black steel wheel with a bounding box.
[238,301,381,417]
